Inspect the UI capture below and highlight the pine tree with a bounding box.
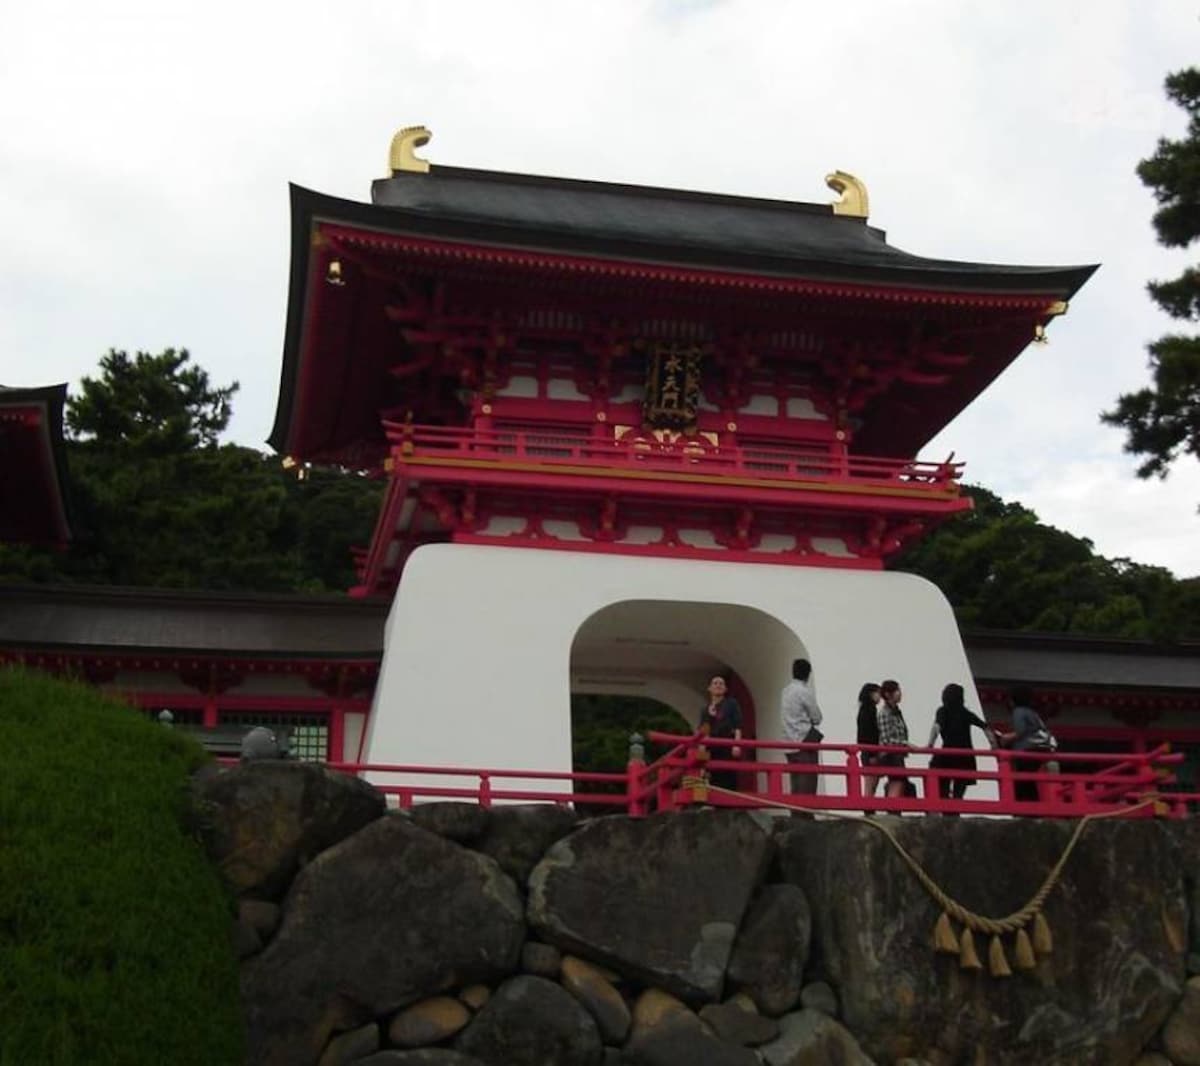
[1102,68,1200,482]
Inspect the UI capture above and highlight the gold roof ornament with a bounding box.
[1034,301,1069,345]
[389,126,433,175]
[825,170,869,219]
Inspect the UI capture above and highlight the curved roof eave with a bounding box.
[269,180,1098,458]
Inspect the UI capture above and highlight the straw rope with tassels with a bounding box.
[691,777,1163,978]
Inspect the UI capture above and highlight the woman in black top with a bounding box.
[927,683,994,802]
[698,674,742,792]
[855,682,882,798]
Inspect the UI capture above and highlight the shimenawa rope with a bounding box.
[693,777,1162,977]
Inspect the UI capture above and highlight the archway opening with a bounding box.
[570,599,810,789]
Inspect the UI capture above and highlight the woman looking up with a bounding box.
[699,674,742,793]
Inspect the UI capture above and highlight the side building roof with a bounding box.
[0,384,73,545]
[0,585,1194,704]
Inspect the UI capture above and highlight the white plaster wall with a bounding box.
[342,711,366,764]
[367,544,981,799]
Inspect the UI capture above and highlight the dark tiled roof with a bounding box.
[367,168,1097,293]
[270,173,1098,459]
[0,584,387,657]
[963,629,1200,691]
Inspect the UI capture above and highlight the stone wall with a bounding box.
[192,763,1200,1066]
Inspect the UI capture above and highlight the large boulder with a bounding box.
[193,761,385,897]
[1162,974,1200,1065]
[454,975,603,1066]
[777,818,1186,1065]
[1165,820,1200,957]
[242,815,525,1066]
[725,883,811,1015]
[408,802,490,844]
[475,804,578,887]
[528,810,771,1004]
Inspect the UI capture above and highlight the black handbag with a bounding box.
[804,725,824,743]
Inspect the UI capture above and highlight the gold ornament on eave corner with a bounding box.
[389,125,433,174]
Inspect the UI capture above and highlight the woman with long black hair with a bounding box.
[855,682,883,798]
[928,683,995,804]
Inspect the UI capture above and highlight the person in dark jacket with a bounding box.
[855,682,883,798]
[927,683,995,804]
[698,674,742,792]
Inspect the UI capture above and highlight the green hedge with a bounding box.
[0,667,242,1064]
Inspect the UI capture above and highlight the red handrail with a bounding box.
[381,421,965,493]
[221,738,1189,819]
[642,733,1184,819]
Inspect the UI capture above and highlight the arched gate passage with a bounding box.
[570,599,809,741]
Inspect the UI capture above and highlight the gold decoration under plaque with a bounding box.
[642,342,703,433]
[389,126,433,174]
[826,170,869,219]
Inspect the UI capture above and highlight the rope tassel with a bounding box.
[934,912,959,954]
[1013,928,1037,970]
[959,927,982,971]
[988,935,1012,978]
[1033,912,1053,955]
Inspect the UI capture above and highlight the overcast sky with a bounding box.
[2,1,1198,576]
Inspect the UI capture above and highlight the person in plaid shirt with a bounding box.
[877,679,912,799]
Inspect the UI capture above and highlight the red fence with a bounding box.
[315,733,1193,820]
[381,422,965,495]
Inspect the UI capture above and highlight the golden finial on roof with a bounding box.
[389,126,433,174]
[825,170,869,219]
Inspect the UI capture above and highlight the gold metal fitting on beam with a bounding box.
[281,455,297,470]
[389,125,432,174]
[1033,323,1048,345]
[826,170,869,219]
[326,260,345,287]
[1046,300,1069,317]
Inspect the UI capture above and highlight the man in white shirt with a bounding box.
[780,659,823,796]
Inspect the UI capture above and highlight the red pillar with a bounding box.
[329,705,346,764]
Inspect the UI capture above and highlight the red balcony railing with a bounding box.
[381,422,965,496]
[262,734,1194,820]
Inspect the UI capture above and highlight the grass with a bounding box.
[0,666,243,1065]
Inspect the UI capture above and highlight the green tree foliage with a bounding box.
[571,694,692,782]
[1,348,381,592]
[67,348,238,454]
[1103,68,1200,481]
[893,485,1200,639]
